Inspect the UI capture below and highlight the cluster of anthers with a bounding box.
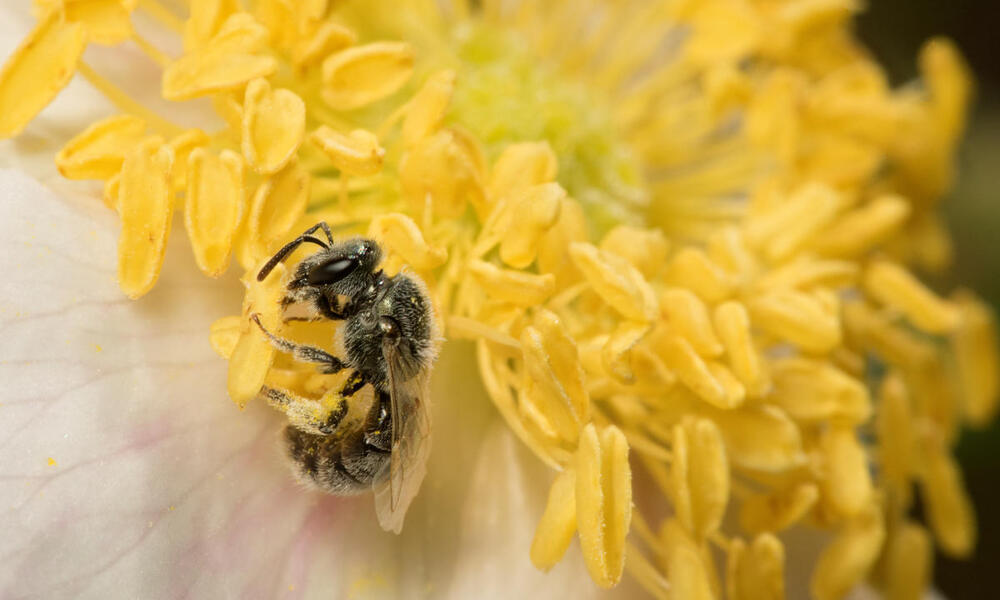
[2,0,999,598]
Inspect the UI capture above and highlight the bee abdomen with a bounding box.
[283,425,389,495]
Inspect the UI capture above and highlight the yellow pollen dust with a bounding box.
[0,0,997,598]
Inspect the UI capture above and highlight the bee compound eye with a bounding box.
[307,256,358,285]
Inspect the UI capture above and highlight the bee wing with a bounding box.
[373,339,432,534]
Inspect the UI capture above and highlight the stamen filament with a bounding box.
[77,63,184,137]
[138,0,185,34]
[131,33,173,68]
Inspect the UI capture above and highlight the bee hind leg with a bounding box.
[261,387,349,436]
[339,390,393,486]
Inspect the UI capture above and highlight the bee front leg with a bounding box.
[251,314,346,374]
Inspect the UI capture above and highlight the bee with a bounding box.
[251,222,439,533]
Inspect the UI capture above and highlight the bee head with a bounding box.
[294,238,382,299]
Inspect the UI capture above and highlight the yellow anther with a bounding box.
[877,373,914,506]
[530,468,577,572]
[884,522,932,600]
[672,417,729,540]
[600,225,670,280]
[167,128,211,191]
[710,404,804,472]
[751,257,858,292]
[467,260,555,306]
[519,311,589,445]
[309,126,385,177]
[569,242,658,322]
[46,0,136,46]
[745,183,843,262]
[749,290,841,353]
[117,136,174,299]
[769,358,871,424]
[56,115,147,180]
[209,315,243,359]
[182,0,240,50]
[864,259,960,334]
[102,172,120,212]
[739,482,819,534]
[810,500,885,600]
[813,194,910,258]
[952,290,1000,426]
[400,129,486,219]
[713,301,769,397]
[403,70,456,147]
[368,213,447,270]
[919,441,976,557]
[575,424,631,589]
[185,148,244,277]
[163,14,277,101]
[726,534,785,600]
[228,264,287,408]
[499,183,564,269]
[818,426,873,518]
[660,519,717,600]
[0,11,86,138]
[321,41,414,110]
[242,78,306,175]
[488,141,558,202]
[537,197,588,288]
[246,160,310,263]
[683,0,761,66]
[662,288,722,357]
[665,247,733,304]
[662,335,741,409]
[291,21,356,72]
[602,320,651,384]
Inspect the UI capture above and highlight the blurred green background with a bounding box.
[857,1,999,598]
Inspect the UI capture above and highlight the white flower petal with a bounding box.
[0,169,631,598]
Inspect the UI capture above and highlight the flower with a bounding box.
[1,0,998,598]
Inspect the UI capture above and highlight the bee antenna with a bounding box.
[257,235,329,281]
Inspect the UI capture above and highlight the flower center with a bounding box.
[445,22,648,236]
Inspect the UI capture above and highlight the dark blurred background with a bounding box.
[857,2,999,598]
